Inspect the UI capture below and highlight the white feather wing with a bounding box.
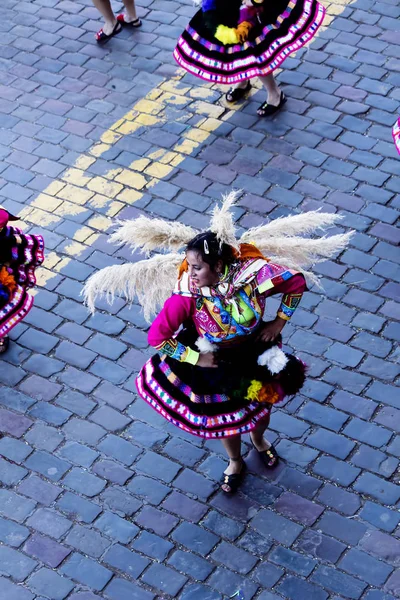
[82,253,184,322]
[110,216,196,254]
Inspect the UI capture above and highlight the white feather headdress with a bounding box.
[82,190,353,321]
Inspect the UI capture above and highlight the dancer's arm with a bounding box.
[148,295,200,365]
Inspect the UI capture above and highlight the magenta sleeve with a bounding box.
[148,295,194,348]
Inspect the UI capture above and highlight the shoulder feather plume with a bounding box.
[82,253,183,322]
[109,216,196,254]
[241,210,340,241]
[254,232,353,286]
[209,189,240,251]
[240,210,353,286]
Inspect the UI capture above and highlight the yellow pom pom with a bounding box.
[215,25,239,45]
[245,380,263,401]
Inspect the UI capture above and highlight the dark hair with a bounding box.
[186,231,235,271]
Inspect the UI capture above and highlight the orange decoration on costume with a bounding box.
[0,267,17,294]
[258,383,280,404]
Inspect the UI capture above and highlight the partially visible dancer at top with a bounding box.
[174,0,326,117]
[0,208,44,355]
[92,0,142,43]
[393,118,400,155]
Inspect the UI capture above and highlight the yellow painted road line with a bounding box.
[14,0,351,291]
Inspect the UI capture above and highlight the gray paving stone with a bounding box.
[0,437,33,464]
[103,544,149,579]
[0,457,28,486]
[28,402,71,427]
[317,511,368,545]
[311,565,367,599]
[25,450,71,481]
[104,578,155,600]
[132,530,174,560]
[94,510,138,543]
[23,533,71,568]
[295,529,346,564]
[277,575,328,600]
[0,576,34,600]
[18,475,61,506]
[0,545,37,581]
[24,423,64,453]
[359,501,400,533]
[339,548,393,587]
[0,515,30,547]
[65,524,111,558]
[89,405,131,432]
[27,569,74,600]
[274,491,324,526]
[61,553,112,591]
[250,509,303,546]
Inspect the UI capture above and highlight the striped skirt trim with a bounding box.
[136,356,272,439]
[174,0,325,84]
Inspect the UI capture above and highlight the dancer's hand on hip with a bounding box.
[257,317,286,342]
[197,352,218,368]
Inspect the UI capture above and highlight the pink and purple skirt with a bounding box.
[393,118,400,155]
[174,0,326,84]
[136,329,306,439]
[0,225,44,338]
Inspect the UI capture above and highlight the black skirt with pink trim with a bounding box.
[174,0,326,84]
[0,226,44,338]
[136,328,306,439]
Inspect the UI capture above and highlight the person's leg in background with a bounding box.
[93,0,118,37]
[93,0,141,41]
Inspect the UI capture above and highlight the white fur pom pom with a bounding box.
[257,346,288,374]
[195,337,216,354]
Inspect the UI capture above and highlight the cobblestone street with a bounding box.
[0,0,399,599]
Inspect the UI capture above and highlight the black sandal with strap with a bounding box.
[225,81,251,103]
[0,336,9,355]
[257,92,287,117]
[96,21,122,43]
[117,14,142,28]
[250,438,279,468]
[221,457,246,494]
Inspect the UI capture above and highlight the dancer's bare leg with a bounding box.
[92,0,117,35]
[257,73,281,117]
[249,419,272,452]
[121,0,138,22]
[258,73,281,107]
[221,435,242,492]
[250,417,278,467]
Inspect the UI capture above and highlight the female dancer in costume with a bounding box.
[393,118,400,155]
[84,192,351,493]
[174,0,326,116]
[0,208,44,354]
